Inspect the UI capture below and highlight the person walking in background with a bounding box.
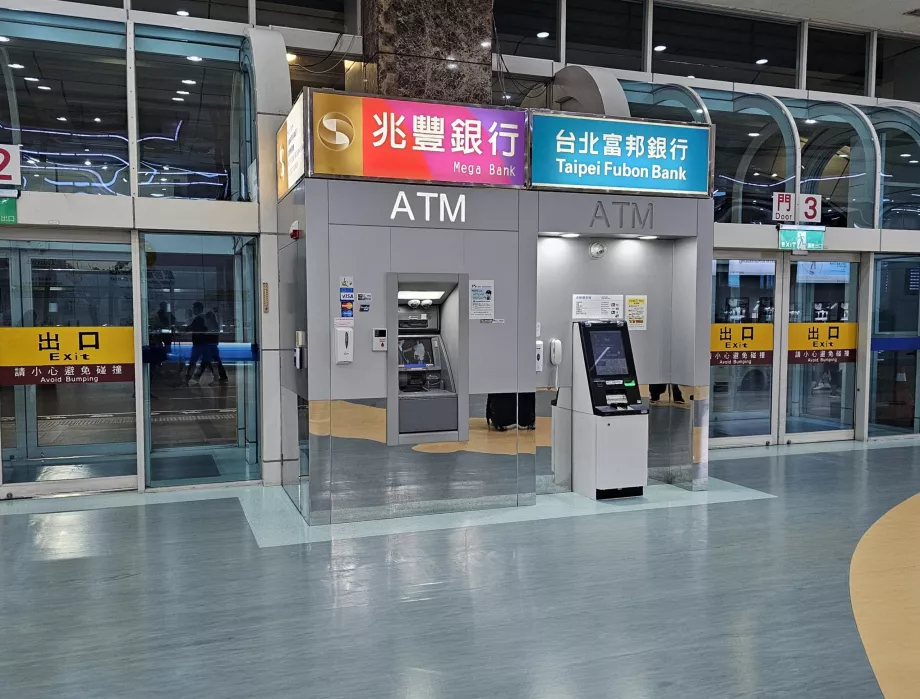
[204,305,228,384]
[184,302,210,386]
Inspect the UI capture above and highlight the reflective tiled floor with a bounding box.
[3,443,920,698]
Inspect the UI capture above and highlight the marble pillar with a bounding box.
[361,0,493,103]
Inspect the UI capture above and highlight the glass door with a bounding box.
[0,240,137,490]
[780,255,860,441]
[709,255,781,446]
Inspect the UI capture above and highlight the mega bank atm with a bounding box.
[572,320,649,499]
[396,302,459,436]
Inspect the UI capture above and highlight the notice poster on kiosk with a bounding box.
[626,295,647,330]
[470,280,495,320]
[572,294,623,321]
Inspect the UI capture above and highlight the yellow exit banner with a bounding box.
[0,327,135,386]
[788,322,857,364]
[710,323,774,353]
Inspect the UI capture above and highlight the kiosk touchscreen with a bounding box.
[572,320,649,500]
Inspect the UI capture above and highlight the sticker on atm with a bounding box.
[710,323,773,366]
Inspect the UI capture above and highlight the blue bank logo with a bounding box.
[530,113,711,197]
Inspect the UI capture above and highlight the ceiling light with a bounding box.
[186,56,203,62]
[172,97,184,101]
[638,235,658,240]
[560,232,580,238]
[902,153,913,157]
[286,53,296,63]
[56,116,66,122]
[654,45,667,52]
[911,160,919,164]
[102,165,108,170]
[480,40,491,48]
[182,79,196,85]
[37,85,51,91]
[748,132,760,137]
[839,153,850,159]
[397,291,446,301]
[176,10,189,16]
[772,173,779,177]
[9,63,23,69]
[536,31,550,39]
[160,177,168,182]
[164,166,170,171]
[24,77,38,82]
[754,172,761,176]
[755,58,769,65]
[805,118,817,124]
[695,108,703,113]
[177,90,189,95]
[503,93,511,99]
[85,148,89,152]
[94,117,101,123]
[0,37,9,43]
[84,160,91,166]
[688,75,695,79]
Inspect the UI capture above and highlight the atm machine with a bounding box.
[571,320,649,499]
[396,302,459,437]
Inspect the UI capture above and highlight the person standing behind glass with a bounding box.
[184,302,210,386]
[205,305,228,384]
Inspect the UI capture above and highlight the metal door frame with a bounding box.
[777,251,861,444]
[0,231,138,498]
[709,250,783,448]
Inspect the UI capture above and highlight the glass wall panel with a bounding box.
[0,241,136,484]
[870,255,920,437]
[622,81,705,123]
[132,0,249,23]
[861,107,920,230]
[807,28,867,95]
[710,259,776,439]
[0,11,128,195]
[257,0,345,33]
[697,90,794,224]
[493,0,556,61]
[491,74,548,107]
[565,0,642,70]
[786,260,859,434]
[142,233,260,487]
[652,5,797,87]
[135,26,254,201]
[877,37,920,103]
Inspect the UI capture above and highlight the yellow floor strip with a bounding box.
[850,493,920,697]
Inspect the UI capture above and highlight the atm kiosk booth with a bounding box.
[572,320,649,499]
[396,303,459,437]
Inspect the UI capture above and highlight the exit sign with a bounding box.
[779,226,825,251]
[0,197,16,225]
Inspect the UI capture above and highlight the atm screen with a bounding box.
[399,337,434,368]
[590,330,629,377]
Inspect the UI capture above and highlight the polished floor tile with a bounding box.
[3,442,919,698]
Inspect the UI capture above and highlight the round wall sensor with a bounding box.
[589,242,607,259]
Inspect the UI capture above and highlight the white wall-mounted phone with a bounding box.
[536,340,544,373]
[335,326,354,364]
[550,339,563,366]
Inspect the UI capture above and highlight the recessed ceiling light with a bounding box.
[160,177,168,182]
[182,79,196,85]
[397,291,445,301]
[901,153,913,157]
[37,85,51,91]
[503,93,511,99]
[286,53,296,63]
[688,75,695,78]
[756,58,769,65]
[24,77,38,82]
[186,56,203,62]
[84,160,91,166]
[695,108,703,113]
[164,166,170,171]
[654,45,667,52]
[177,90,189,95]
[748,132,760,137]
[94,117,101,123]
[0,37,10,43]
[772,173,779,177]
[172,97,184,101]
[176,10,189,16]
[638,235,658,240]
[102,165,108,170]
[805,118,817,124]
[754,172,761,176]
[560,232,580,238]
[911,160,919,164]
[9,63,23,69]
[536,31,550,39]
[56,116,67,122]
[85,149,89,152]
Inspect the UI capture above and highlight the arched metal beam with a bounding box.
[651,84,712,124]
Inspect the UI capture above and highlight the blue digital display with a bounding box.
[530,112,712,197]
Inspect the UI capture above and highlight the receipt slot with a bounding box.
[571,320,648,499]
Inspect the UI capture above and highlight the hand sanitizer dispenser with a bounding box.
[335,326,354,364]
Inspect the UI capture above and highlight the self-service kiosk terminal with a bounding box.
[571,320,649,499]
